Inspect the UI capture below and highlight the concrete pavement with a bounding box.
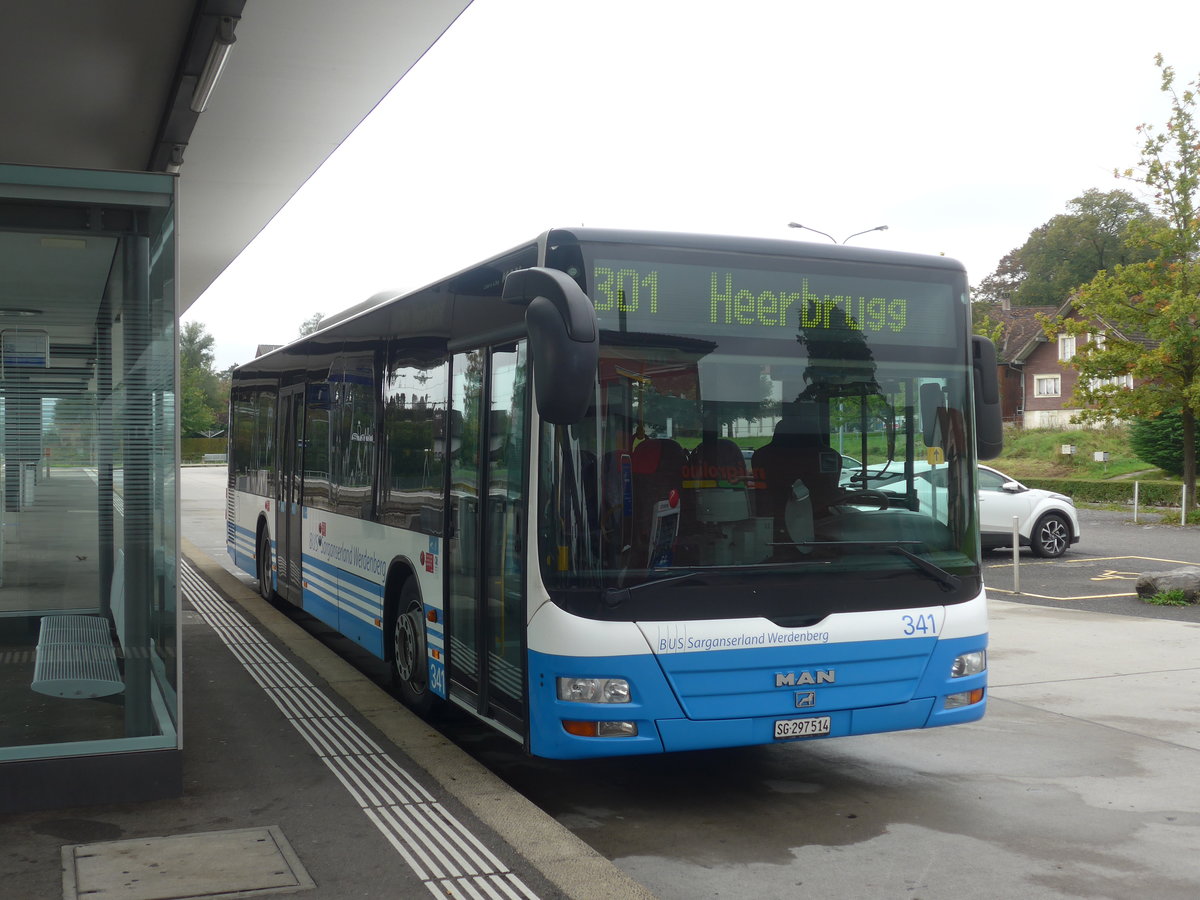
[1,534,652,900]
[6,469,1200,899]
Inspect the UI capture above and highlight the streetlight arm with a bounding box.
[787,222,836,243]
[788,222,888,244]
[840,225,889,244]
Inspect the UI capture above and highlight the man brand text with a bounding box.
[775,670,836,687]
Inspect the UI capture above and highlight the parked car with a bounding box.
[850,462,1081,558]
[974,464,1080,558]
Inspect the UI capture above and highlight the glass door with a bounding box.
[446,344,529,733]
[275,385,305,604]
[447,350,483,697]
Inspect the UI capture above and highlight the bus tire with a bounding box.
[391,577,437,716]
[257,529,274,602]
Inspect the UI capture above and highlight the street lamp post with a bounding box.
[788,222,889,243]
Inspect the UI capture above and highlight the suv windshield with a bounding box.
[536,240,981,622]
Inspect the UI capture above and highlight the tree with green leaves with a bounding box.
[974,189,1165,308]
[1129,413,1199,477]
[298,312,325,336]
[179,320,228,437]
[972,312,1005,345]
[1049,56,1200,512]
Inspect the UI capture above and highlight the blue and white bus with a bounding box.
[227,229,1002,759]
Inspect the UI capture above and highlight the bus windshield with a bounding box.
[537,243,982,622]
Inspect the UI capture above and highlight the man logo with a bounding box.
[794,691,817,709]
[775,669,835,687]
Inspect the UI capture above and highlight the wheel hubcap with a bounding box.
[1041,520,1066,554]
[395,607,423,685]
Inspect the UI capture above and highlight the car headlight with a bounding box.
[951,650,986,678]
[557,677,631,703]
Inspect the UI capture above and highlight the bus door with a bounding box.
[275,384,305,604]
[446,344,528,737]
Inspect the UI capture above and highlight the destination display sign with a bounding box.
[591,258,960,348]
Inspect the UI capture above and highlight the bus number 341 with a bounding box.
[902,614,937,636]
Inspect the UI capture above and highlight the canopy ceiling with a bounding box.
[0,0,472,315]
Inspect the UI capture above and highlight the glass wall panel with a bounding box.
[0,164,178,762]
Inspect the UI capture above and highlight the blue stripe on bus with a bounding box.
[228,522,258,576]
[301,577,341,632]
[299,552,386,659]
[527,633,986,759]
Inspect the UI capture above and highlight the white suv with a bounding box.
[974,464,1080,558]
[849,462,1081,558]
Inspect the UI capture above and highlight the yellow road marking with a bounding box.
[1091,570,1143,581]
[984,555,1198,601]
[986,588,1137,601]
[985,555,1196,569]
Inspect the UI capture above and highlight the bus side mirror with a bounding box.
[920,382,942,447]
[972,335,1003,460]
[503,267,598,425]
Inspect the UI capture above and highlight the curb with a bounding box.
[181,536,656,900]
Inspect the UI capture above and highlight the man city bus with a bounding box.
[227,228,1001,758]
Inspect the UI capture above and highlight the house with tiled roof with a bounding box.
[986,298,1142,429]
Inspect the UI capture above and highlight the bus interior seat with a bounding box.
[685,438,749,524]
[630,438,686,567]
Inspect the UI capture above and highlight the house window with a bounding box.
[1058,334,1076,361]
[1088,374,1133,391]
[1034,374,1061,397]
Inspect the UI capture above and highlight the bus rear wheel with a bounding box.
[257,531,274,602]
[391,579,435,715]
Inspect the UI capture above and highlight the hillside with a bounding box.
[992,426,1164,481]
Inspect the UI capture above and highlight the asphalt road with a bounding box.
[183,471,1200,900]
[982,506,1200,621]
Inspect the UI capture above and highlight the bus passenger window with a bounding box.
[380,356,448,534]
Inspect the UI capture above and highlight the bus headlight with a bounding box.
[556,677,631,703]
[950,650,986,678]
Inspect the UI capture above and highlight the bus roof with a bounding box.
[235,228,966,379]
[546,227,967,272]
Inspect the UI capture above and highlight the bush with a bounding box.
[181,436,227,462]
[1144,589,1191,607]
[1021,478,1184,506]
[1128,414,1198,478]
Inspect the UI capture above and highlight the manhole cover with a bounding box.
[62,826,314,900]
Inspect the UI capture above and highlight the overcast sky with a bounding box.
[186,0,1200,371]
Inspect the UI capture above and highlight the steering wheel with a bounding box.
[834,489,890,509]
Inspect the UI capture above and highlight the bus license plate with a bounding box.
[774,716,831,739]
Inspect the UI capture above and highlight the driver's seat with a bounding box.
[752,417,842,541]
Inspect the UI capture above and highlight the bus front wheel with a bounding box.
[391,579,436,715]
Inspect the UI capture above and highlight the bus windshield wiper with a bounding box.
[606,560,835,607]
[605,571,708,607]
[785,541,962,592]
[884,545,962,592]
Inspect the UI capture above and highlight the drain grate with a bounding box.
[62,826,314,900]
